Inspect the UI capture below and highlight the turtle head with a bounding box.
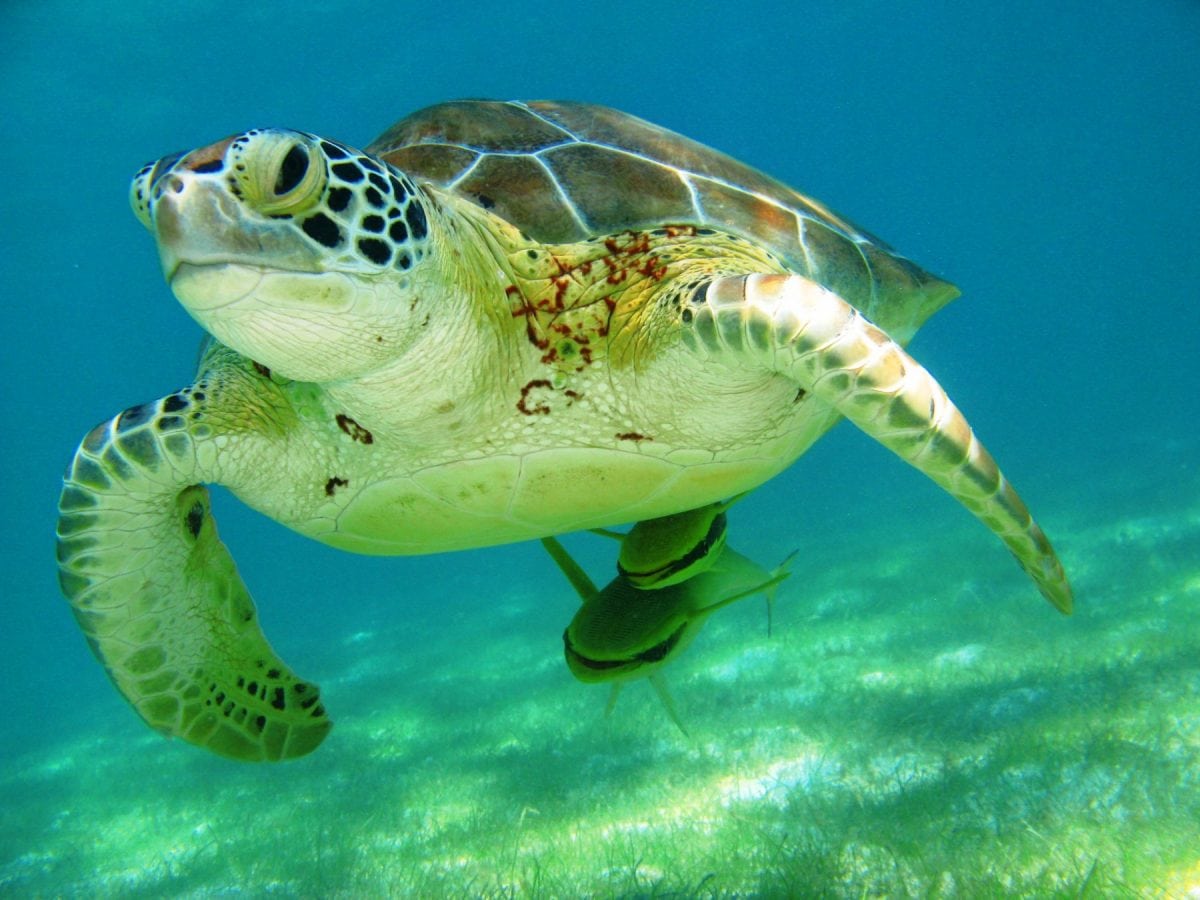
[130,129,434,381]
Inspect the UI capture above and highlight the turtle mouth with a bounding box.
[170,262,262,311]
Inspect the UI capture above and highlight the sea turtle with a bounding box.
[543,502,793,734]
[56,100,1072,762]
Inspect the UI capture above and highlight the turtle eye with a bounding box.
[275,144,310,194]
[236,133,327,217]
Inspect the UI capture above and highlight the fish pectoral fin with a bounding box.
[541,536,599,601]
[766,549,799,638]
[604,683,623,718]
[692,566,792,618]
[648,673,689,737]
[588,527,627,542]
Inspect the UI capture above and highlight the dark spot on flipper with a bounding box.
[101,444,135,482]
[117,403,155,432]
[324,476,349,496]
[71,456,111,490]
[271,687,286,711]
[58,485,98,511]
[185,500,204,538]
[116,429,161,469]
[161,393,189,413]
[82,421,110,454]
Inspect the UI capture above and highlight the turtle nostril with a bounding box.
[275,144,309,195]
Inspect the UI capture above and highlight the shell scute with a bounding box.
[367,99,960,330]
[371,99,571,154]
[540,142,695,238]
[453,153,582,240]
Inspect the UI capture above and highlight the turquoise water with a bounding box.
[3,1,1199,895]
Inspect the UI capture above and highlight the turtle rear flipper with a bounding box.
[56,401,330,761]
[684,273,1073,614]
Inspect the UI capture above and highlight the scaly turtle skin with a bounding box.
[57,100,1072,761]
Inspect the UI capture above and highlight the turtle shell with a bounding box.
[368,100,957,332]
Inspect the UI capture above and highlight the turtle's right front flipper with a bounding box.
[56,386,330,761]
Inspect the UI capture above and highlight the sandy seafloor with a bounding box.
[1,1,1198,896]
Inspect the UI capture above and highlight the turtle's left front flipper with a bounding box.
[683,274,1072,613]
[56,381,331,760]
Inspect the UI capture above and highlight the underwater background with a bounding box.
[2,0,1199,895]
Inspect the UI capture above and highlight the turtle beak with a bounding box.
[129,152,184,231]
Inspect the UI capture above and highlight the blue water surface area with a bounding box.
[2,1,1198,895]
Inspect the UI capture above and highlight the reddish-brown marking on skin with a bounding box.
[615,432,653,442]
[637,256,668,281]
[512,227,698,365]
[517,379,554,415]
[324,476,349,496]
[664,225,698,239]
[563,389,582,404]
[252,361,271,379]
[336,413,374,444]
[183,136,236,171]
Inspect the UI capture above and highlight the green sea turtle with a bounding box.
[543,502,792,734]
[56,100,1072,761]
